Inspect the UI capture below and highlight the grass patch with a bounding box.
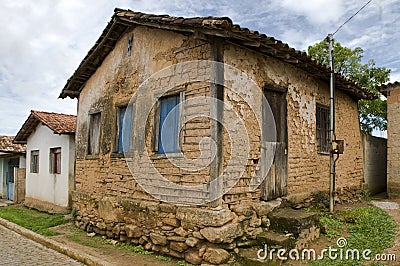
[319,215,345,239]
[0,205,68,236]
[66,233,106,248]
[311,207,396,266]
[116,242,154,255]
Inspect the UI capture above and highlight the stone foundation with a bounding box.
[73,191,283,265]
[24,197,69,214]
[72,186,361,265]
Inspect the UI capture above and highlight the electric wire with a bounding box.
[332,0,373,36]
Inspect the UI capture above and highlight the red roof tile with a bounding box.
[0,136,26,153]
[13,111,76,144]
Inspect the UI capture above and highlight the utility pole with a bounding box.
[327,34,336,213]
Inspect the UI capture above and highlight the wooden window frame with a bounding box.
[152,90,185,154]
[49,147,61,174]
[114,104,134,154]
[87,112,102,156]
[30,150,39,173]
[316,104,330,154]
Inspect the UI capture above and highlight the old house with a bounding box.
[13,111,76,213]
[379,81,400,198]
[59,9,375,264]
[0,136,26,201]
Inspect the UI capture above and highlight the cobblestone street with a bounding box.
[0,224,82,265]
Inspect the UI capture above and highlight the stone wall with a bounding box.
[73,191,283,265]
[362,134,387,195]
[387,84,400,198]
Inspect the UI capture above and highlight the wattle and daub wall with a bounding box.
[73,26,364,264]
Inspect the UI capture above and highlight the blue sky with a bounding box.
[0,0,399,135]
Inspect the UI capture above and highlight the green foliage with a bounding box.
[319,215,345,239]
[344,207,395,253]
[156,255,173,262]
[116,242,154,255]
[66,234,104,248]
[311,207,395,266]
[0,205,68,236]
[308,40,390,134]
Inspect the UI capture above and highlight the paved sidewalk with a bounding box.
[0,224,82,265]
[0,216,110,266]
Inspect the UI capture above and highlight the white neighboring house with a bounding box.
[13,110,76,213]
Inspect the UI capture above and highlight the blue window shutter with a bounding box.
[118,106,133,153]
[158,95,180,154]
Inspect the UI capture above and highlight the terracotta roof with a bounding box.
[59,8,376,100]
[0,136,26,153]
[13,111,76,144]
[377,81,400,97]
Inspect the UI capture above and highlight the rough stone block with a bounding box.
[150,233,167,246]
[185,249,203,264]
[203,247,230,265]
[268,208,319,235]
[176,207,235,227]
[252,199,282,216]
[200,222,243,243]
[170,241,188,252]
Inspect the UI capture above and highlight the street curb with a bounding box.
[0,217,112,266]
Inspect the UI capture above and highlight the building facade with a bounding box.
[380,81,400,198]
[14,111,76,213]
[0,136,26,201]
[59,9,374,264]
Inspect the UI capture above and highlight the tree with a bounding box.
[308,40,391,135]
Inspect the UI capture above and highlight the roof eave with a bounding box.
[59,9,374,101]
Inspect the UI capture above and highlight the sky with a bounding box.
[0,0,399,136]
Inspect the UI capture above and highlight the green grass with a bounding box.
[311,207,396,266]
[0,205,68,236]
[116,242,154,255]
[66,233,106,248]
[319,215,345,239]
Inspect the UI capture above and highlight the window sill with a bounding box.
[318,151,331,156]
[86,154,100,160]
[151,152,183,160]
[111,152,125,158]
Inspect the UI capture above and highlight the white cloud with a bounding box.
[0,0,399,135]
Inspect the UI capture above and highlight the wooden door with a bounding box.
[261,87,288,200]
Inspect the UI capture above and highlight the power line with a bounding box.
[332,0,373,36]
